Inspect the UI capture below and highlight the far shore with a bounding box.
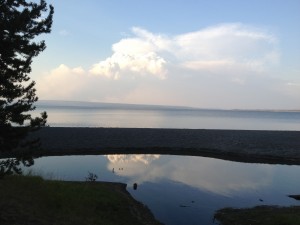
[2,127,300,165]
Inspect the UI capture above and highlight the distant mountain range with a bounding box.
[35,100,300,112]
[35,100,196,111]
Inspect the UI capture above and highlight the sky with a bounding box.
[31,0,300,109]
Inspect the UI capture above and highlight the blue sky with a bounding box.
[32,0,300,109]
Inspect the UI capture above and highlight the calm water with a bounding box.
[33,101,300,130]
[29,101,300,224]
[28,154,300,225]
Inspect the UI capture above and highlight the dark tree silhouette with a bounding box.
[0,0,54,177]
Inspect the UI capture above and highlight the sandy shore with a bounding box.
[3,127,300,164]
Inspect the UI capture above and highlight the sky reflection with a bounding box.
[33,104,300,130]
[105,154,274,196]
[28,154,300,225]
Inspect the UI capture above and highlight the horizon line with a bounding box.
[36,99,300,112]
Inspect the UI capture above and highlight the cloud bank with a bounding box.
[36,23,299,109]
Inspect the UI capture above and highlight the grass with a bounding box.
[0,175,162,225]
[214,205,300,225]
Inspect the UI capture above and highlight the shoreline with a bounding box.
[2,127,300,165]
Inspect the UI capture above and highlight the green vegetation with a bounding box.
[215,206,300,225]
[0,175,162,225]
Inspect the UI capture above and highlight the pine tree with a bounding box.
[0,0,54,176]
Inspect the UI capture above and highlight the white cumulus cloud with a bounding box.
[36,64,87,100]
[90,24,279,81]
[35,24,300,109]
[89,28,169,80]
[90,51,167,80]
[173,23,279,72]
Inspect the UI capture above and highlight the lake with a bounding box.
[29,101,300,224]
[28,154,300,225]
[33,100,300,130]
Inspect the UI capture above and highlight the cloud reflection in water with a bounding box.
[106,154,274,196]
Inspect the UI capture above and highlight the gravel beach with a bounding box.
[18,127,300,165]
